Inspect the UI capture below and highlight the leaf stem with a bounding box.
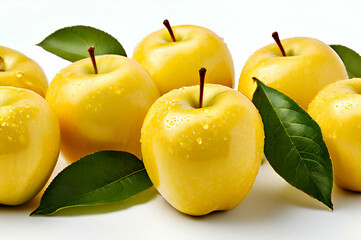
[88,46,98,74]
[163,19,176,42]
[199,68,207,108]
[272,32,286,57]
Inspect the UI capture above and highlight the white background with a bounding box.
[1,0,361,239]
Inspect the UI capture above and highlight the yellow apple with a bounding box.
[308,78,361,191]
[133,21,234,95]
[238,35,348,109]
[0,87,60,205]
[141,82,264,216]
[46,54,160,163]
[0,46,48,97]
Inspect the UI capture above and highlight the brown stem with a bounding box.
[199,68,207,108]
[163,19,176,42]
[0,57,4,71]
[88,46,98,74]
[272,32,286,57]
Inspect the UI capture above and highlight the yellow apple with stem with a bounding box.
[0,46,48,97]
[46,47,160,163]
[141,68,264,216]
[308,78,361,191]
[0,87,60,205]
[133,19,234,95]
[238,32,348,109]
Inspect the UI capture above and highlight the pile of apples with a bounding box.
[0,20,357,216]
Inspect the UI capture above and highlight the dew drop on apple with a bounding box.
[346,104,353,110]
[196,137,202,144]
[16,71,23,78]
[19,135,25,142]
[202,123,209,129]
[168,147,174,155]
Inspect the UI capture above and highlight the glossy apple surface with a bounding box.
[141,84,264,215]
[133,25,234,95]
[238,37,348,109]
[46,55,160,162]
[308,78,361,191]
[0,46,48,97]
[0,87,60,205]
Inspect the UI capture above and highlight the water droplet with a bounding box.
[346,104,353,110]
[202,124,209,129]
[204,109,209,113]
[26,114,30,118]
[196,137,202,144]
[168,147,174,154]
[16,71,23,78]
[1,122,6,127]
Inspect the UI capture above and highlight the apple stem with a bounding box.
[0,57,4,71]
[272,32,286,57]
[199,67,207,108]
[252,77,259,82]
[163,19,176,42]
[88,46,98,74]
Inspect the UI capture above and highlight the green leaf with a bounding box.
[252,79,333,210]
[330,44,361,78]
[31,151,152,215]
[37,25,126,62]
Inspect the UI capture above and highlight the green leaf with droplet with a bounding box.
[330,44,361,78]
[31,151,152,215]
[37,25,126,62]
[252,79,334,210]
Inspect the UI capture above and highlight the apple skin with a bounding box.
[141,84,264,215]
[46,55,160,163]
[238,37,348,109]
[0,46,48,97]
[308,78,361,191]
[0,87,60,205]
[133,25,234,95]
